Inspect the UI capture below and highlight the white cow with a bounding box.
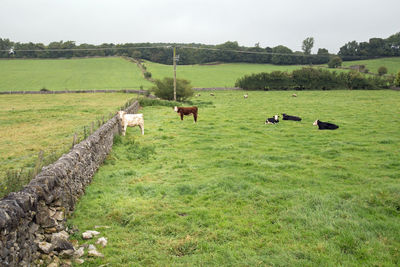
[117,111,144,136]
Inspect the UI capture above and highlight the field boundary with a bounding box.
[0,101,140,265]
[0,89,148,95]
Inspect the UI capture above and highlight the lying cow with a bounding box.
[313,119,339,130]
[174,106,198,122]
[117,111,144,136]
[282,113,302,121]
[244,94,248,99]
[265,115,279,124]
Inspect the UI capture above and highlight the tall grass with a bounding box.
[69,90,400,266]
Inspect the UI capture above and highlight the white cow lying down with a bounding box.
[117,111,144,136]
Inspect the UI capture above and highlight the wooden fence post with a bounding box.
[72,132,77,148]
[33,150,44,178]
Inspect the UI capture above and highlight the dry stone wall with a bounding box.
[0,101,139,266]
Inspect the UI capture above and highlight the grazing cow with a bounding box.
[313,120,339,130]
[282,113,302,121]
[210,93,215,96]
[244,93,248,99]
[117,111,144,136]
[265,115,279,124]
[174,106,198,122]
[292,93,297,97]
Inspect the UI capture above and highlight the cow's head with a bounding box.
[174,106,178,112]
[117,110,126,120]
[274,115,279,120]
[313,120,319,126]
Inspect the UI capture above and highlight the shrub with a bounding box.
[395,71,400,87]
[235,71,292,90]
[328,56,342,68]
[152,77,194,101]
[292,68,342,90]
[378,66,388,76]
[144,71,152,78]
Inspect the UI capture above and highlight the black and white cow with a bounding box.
[282,113,302,121]
[313,120,339,130]
[265,115,279,124]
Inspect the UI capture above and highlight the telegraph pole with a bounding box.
[173,46,177,101]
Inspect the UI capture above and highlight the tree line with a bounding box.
[1,32,399,65]
[338,32,400,60]
[0,39,329,65]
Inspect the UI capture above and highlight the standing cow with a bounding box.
[174,106,198,122]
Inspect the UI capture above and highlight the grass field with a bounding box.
[0,93,137,187]
[144,61,305,88]
[69,90,400,266]
[341,57,400,75]
[0,57,153,91]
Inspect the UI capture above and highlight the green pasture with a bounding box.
[341,57,400,75]
[144,61,304,88]
[0,57,153,91]
[0,93,137,185]
[69,90,400,266]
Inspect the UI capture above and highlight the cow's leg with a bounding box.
[180,113,184,120]
[123,124,127,136]
[140,123,144,135]
[193,112,197,123]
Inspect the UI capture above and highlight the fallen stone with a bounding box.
[82,230,100,239]
[96,237,108,248]
[53,239,74,252]
[74,258,85,264]
[59,249,75,258]
[88,244,104,258]
[74,247,85,258]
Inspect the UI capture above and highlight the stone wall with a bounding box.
[0,101,140,266]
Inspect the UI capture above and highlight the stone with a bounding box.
[38,241,53,254]
[59,249,75,258]
[82,230,100,239]
[53,239,74,252]
[74,247,85,258]
[54,211,64,221]
[51,231,69,242]
[45,227,58,234]
[96,237,108,248]
[47,256,60,267]
[74,258,85,264]
[88,248,104,258]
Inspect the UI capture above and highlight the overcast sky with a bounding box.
[1,0,399,53]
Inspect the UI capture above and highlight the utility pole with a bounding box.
[173,46,177,101]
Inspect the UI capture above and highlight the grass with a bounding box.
[340,57,400,75]
[69,90,400,266]
[144,61,305,88]
[0,93,139,187]
[0,57,153,91]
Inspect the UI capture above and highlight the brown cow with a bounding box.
[174,106,198,122]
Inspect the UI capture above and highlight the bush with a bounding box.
[328,56,342,68]
[144,71,152,78]
[235,71,292,90]
[292,68,343,90]
[378,66,388,76]
[395,71,400,87]
[152,77,194,101]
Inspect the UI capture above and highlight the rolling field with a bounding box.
[0,57,153,91]
[0,93,137,187]
[341,57,400,75]
[144,61,305,88]
[69,90,400,266]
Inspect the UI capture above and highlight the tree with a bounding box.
[378,66,388,76]
[302,37,314,55]
[152,77,194,101]
[328,56,342,68]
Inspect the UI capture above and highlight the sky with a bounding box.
[1,0,399,54]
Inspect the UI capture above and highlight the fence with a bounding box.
[0,100,140,265]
